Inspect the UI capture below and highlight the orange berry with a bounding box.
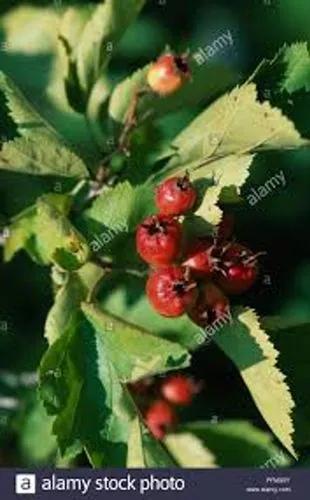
[147,53,191,96]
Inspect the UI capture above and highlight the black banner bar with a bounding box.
[1,468,309,499]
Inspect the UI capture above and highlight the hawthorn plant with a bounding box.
[1,1,310,467]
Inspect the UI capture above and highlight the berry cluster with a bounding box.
[136,175,263,326]
[130,374,200,440]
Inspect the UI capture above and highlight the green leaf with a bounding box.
[58,7,94,60]
[192,154,254,225]
[4,205,37,262]
[163,82,307,171]
[58,7,95,113]
[0,72,89,177]
[40,267,177,466]
[45,263,105,345]
[4,194,90,269]
[1,6,59,55]
[45,275,83,345]
[81,302,190,382]
[108,65,150,124]
[79,181,154,266]
[19,395,57,466]
[127,417,175,467]
[0,12,98,159]
[163,420,289,468]
[84,181,154,233]
[0,137,89,178]
[4,194,71,263]
[39,315,174,467]
[263,319,310,449]
[97,273,203,350]
[35,197,90,270]
[165,433,217,468]
[214,308,296,457]
[76,0,146,94]
[281,42,310,94]
[178,421,290,468]
[157,82,308,224]
[0,71,63,143]
[39,318,113,462]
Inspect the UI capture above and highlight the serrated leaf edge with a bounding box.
[238,308,296,458]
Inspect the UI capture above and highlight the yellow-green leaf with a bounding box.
[214,308,296,457]
[160,82,308,224]
[193,154,254,225]
[165,433,217,468]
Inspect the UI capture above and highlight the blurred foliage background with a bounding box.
[0,0,309,466]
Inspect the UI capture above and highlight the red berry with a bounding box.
[155,175,197,216]
[136,215,182,267]
[188,282,230,328]
[217,243,259,295]
[182,237,216,276]
[145,400,177,440]
[147,53,191,96]
[219,264,257,295]
[146,266,197,317]
[161,375,196,406]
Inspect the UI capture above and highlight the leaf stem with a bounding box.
[70,179,89,197]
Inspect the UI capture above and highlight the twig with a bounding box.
[93,256,148,278]
[118,86,150,155]
[73,86,151,212]
[99,86,151,169]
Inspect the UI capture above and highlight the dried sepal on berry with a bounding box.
[136,215,182,267]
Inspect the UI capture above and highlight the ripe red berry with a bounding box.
[217,243,259,295]
[188,282,230,328]
[147,53,191,96]
[218,264,257,295]
[161,375,196,406]
[155,175,197,216]
[136,215,182,267]
[182,238,216,276]
[145,400,177,440]
[146,266,197,317]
